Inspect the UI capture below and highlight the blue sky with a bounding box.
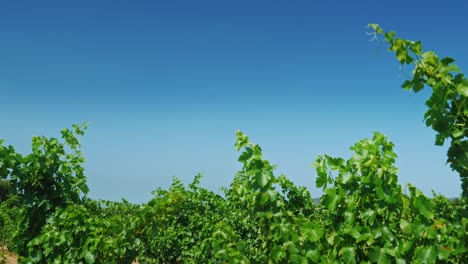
[1,0,467,203]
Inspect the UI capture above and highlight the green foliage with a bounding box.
[137,174,227,263]
[0,195,19,249]
[0,187,19,264]
[314,132,467,263]
[211,131,324,263]
[0,123,89,257]
[1,126,466,263]
[0,180,11,203]
[368,23,468,199]
[0,179,18,253]
[24,199,141,263]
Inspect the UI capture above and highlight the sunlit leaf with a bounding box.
[339,247,356,264]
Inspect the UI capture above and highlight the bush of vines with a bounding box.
[0,24,466,263]
[1,180,19,264]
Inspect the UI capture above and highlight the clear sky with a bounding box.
[1,0,467,203]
